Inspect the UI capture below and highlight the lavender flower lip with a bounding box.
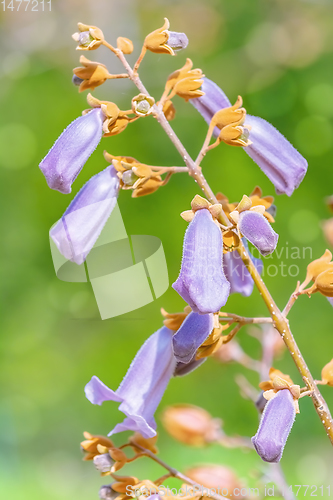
[39,108,104,194]
[85,326,177,438]
[223,239,263,297]
[252,389,296,463]
[50,165,119,265]
[173,208,230,314]
[238,211,279,257]
[172,311,214,363]
[191,78,308,196]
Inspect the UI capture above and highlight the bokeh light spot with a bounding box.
[305,84,333,117]
[289,209,321,243]
[295,116,333,156]
[0,123,37,169]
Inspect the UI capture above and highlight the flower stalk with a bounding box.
[106,41,333,446]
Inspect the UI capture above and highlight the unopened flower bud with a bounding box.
[117,37,134,54]
[79,31,93,46]
[72,74,84,86]
[132,94,155,117]
[321,359,333,386]
[93,453,114,473]
[167,31,189,51]
[122,169,139,186]
[99,485,118,500]
[162,404,221,446]
[185,465,244,498]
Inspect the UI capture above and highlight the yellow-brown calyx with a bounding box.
[131,93,155,116]
[229,194,267,225]
[216,187,275,225]
[211,96,251,147]
[86,93,136,137]
[159,99,176,121]
[72,22,104,51]
[321,359,333,386]
[161,306,192,331]
[180,194,223,223]
[196,322,224,359]
[144,18,175,55]
[259,367,301,413]
[73,55,111,92]
[80,431,115,460]
[104,152,165,198]
[117,37,134,54]
[95,444,128,475]
[112,475,139,494]
[163,58,205,102]
[129,432,158,454]
[299,249,333,296]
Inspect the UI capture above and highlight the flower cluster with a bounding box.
[38,17,333,495]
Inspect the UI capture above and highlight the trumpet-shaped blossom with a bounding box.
[39,108,104,194]
[172,311,214,363]
[223,240,263,297]
[191,78,307,196]
[173,209,230,314]
[50,165,119,265]
[174,357,206,377]
[238,211,278,257]
[252,389,296,463]
[85,326,177,438]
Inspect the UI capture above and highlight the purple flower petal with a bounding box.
[172,311,214,363]
[173,209,230,314]
[245,115,308,197]
[252,389,296,463]
[191,78,307,196]
[85,326,177,438]
[238,211,278,257]
[174,357,207,377]
[39,108,104,194]
[223,239,263,297]
[50,166,119,265]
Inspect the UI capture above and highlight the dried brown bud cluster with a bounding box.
[162,404,222,446]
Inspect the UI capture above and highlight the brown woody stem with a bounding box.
[105,42,333,446]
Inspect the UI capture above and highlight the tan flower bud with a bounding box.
[73,55,111,92]
[72,23,104,51]
[322,218,333,247]
[129,432,158,454]
[117,37,134,54]
[144,18,187,55]
[185,465,245,499]
[321,359,333,386]
[162,100,176,121]
[80,432,114,461]
[132,93,155,116]
[162,404,221,446]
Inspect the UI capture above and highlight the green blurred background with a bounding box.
[1,0,333,498]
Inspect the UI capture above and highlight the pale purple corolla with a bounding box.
[191,78,308,196]
[39,108,104,194]
[173,209,230,314]
[85,326,177,438]
[252,389,296,463]
[223,240,263,297]
[173,311,214,364]
[238,211,278,257]
[50,165,119,265]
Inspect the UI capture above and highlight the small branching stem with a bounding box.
[104,43,333,445]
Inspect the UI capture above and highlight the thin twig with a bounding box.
[105,42,333,445]
[131,443,229,500]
